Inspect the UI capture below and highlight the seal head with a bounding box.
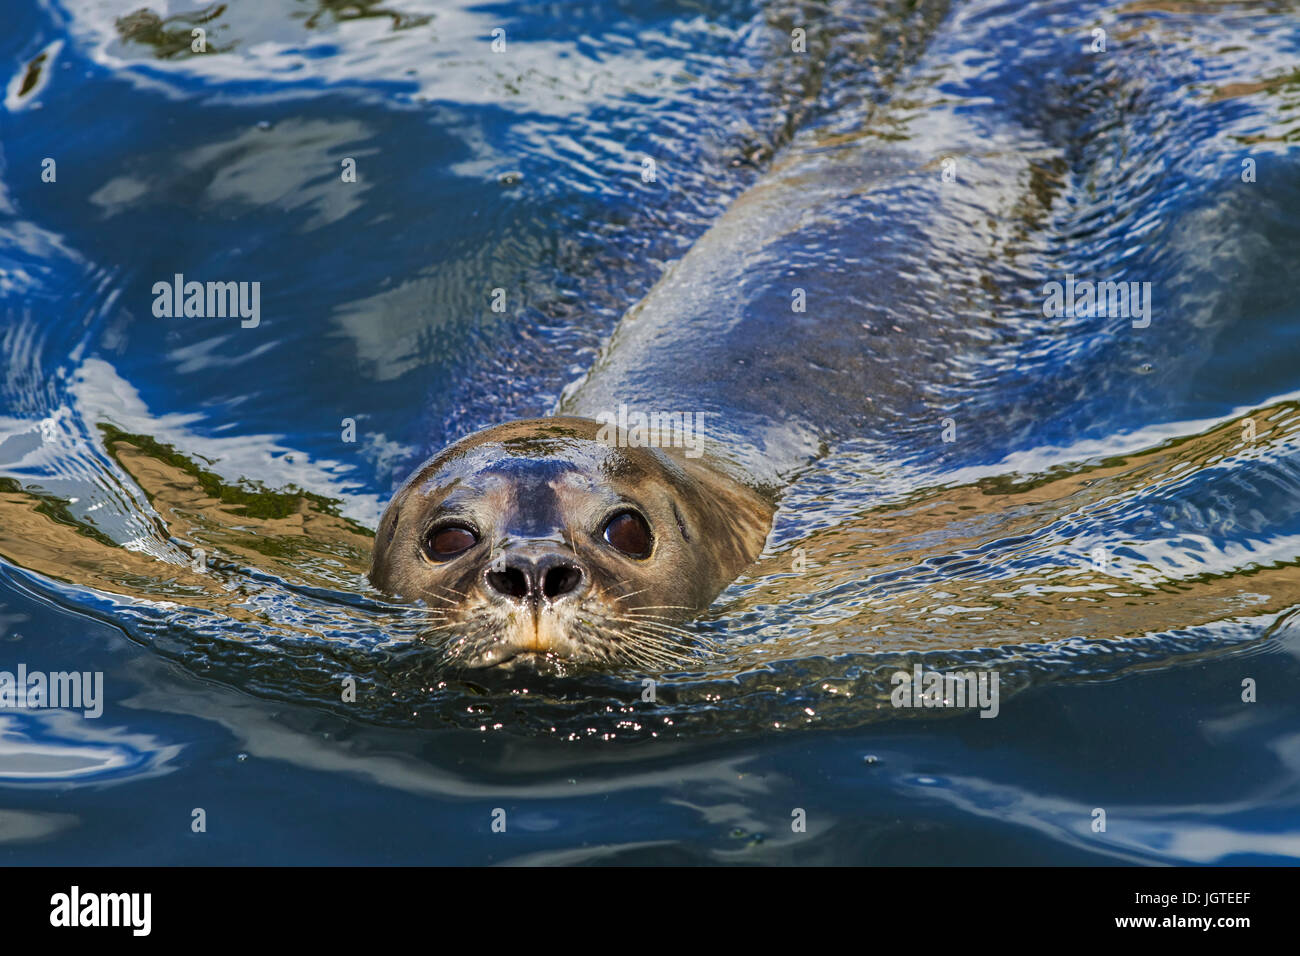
[370,417,772,672]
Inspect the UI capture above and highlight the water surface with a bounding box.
[2,0,1299,863]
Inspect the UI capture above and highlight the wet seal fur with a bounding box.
[370,417,772,672]
[367,2,1071,672]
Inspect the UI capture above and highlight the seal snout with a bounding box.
[484,548,587,605]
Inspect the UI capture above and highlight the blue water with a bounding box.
[2,0,1300,863]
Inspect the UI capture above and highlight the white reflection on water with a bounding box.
[0,710,182,785]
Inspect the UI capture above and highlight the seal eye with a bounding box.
[603,510,652,558]
[423,524,478,561]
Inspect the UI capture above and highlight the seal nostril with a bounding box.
[542,564,583,600]
[486,567,529,600]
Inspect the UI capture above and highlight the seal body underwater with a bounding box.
[372,105,1045,670]
[370,129,1002,671]
[369,5,1191,671]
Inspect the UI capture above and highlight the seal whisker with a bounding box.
[604,618,703,659]
[611,617,703,643]
[625,625,718,659]
[572,614,684,669]
[620,610,699,626]
[425,583,470,600]
[610,586,654,605]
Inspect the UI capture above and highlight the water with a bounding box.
[2,0,1299,863]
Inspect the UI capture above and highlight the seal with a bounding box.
[369,417,772,671]
[370,14,1079,669]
